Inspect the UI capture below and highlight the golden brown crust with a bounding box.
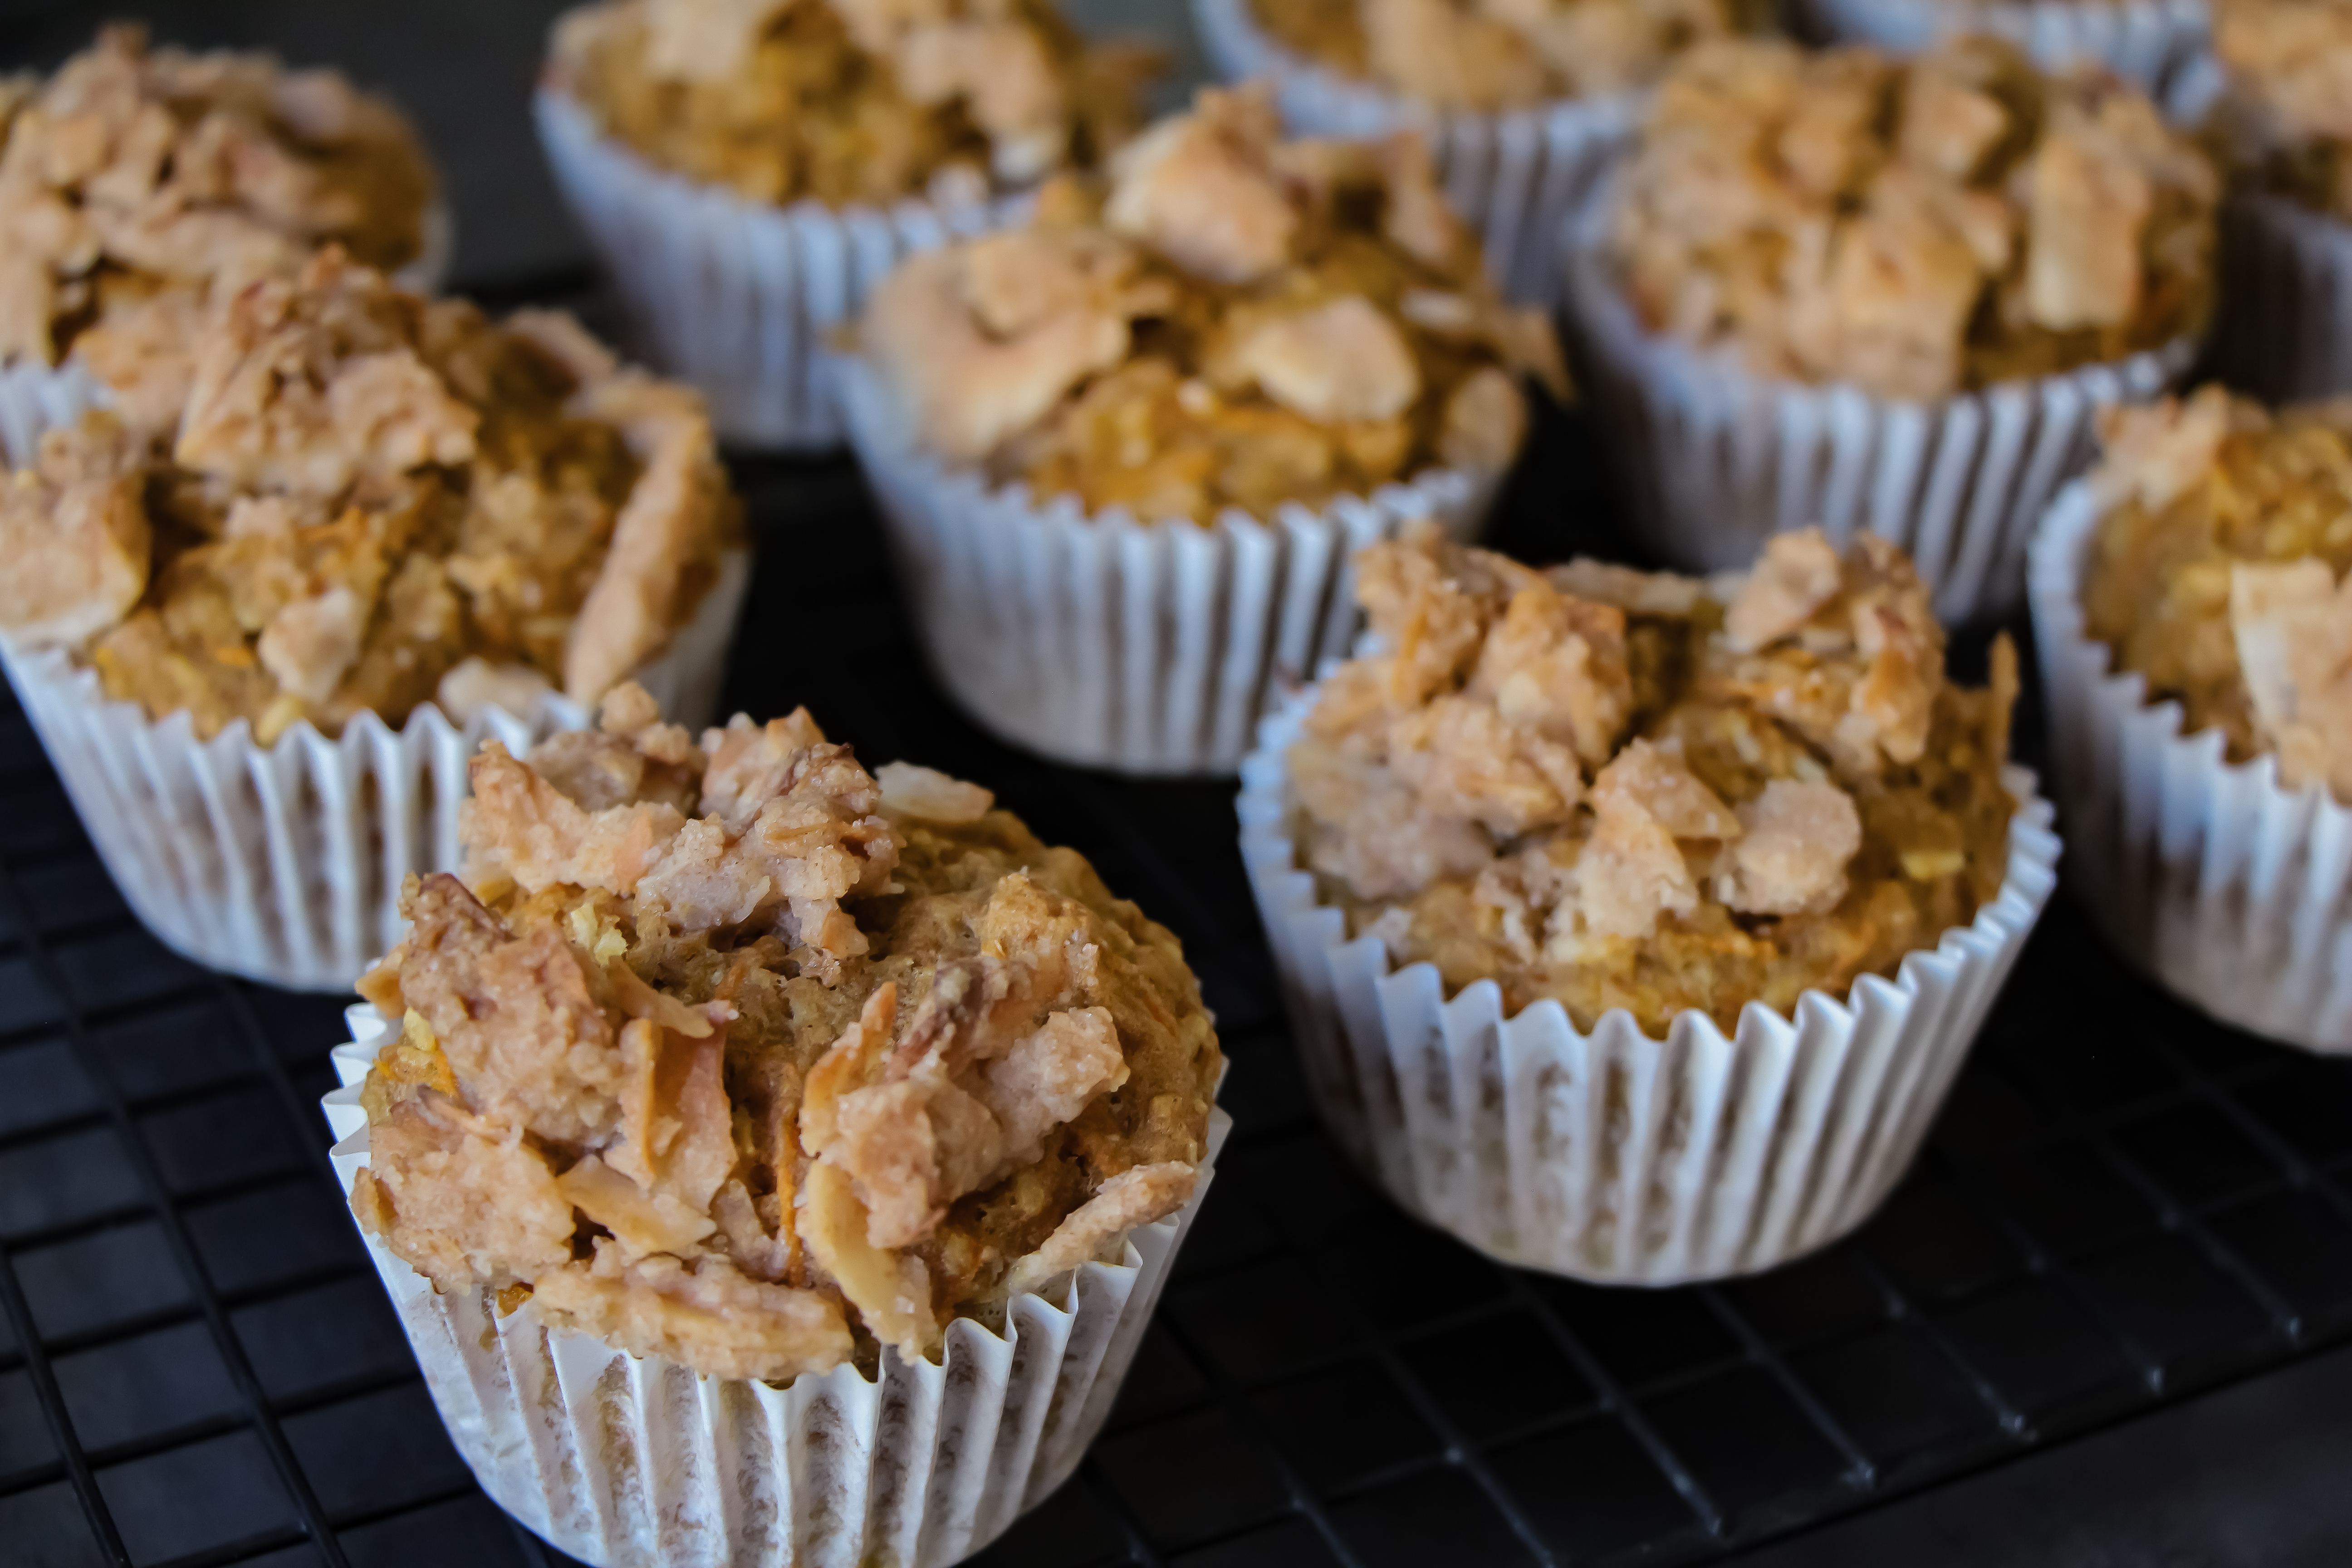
[1608,37,2218,400]
[354,686,1221,1380]
[2083,387,2352,798]
[0,26,436,376]
[0,248,739,743]
[860,86,1564,523]
[551,0,1156,206]
[1290,527,2018,1034]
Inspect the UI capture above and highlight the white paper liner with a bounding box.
[319,1005,1230,1568]
[1235,680,2059,1283]
[2028,480,2352,1051]
[1791,0,2206,91]
[534,84,1024,451]
[1188,0,1636,304]
[836,354,1504,776]
[1559,187,2198,624]
[0,365,754,993]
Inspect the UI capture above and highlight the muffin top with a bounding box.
[1607,37,2218,401]
[1248,0,1749,111]
[0,248,740,745]
[0,26,437,377]
[1287,526,2018,1034]
[2082,387,2352,799]
[348,686,1221,1379]
[858,86,1564,525]
[2212,0,2352,220]
[550,0,1157,206]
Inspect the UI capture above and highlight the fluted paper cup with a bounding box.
[1188,0,1636,304]
[535,85,1024,451]
[1560,189,2198,624]
[320,1006,1230,1568]
[837,354,1504,776]
[0,366,753,993]
[1790,0,2206,91]
[2029,480,2352,1050]
[1236,681,2059,1283]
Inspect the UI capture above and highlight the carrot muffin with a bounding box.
[1245,0,1751,110]
[1286,526,2019,1033]
[549,0,1157,206]
[2210,0,2352,220]
[1606,36,2219,401]
[0,247,738,745]
[2081,386,2352,799]
[0,26,438,428]
[857,85,1564,524]
[346,685,1221,1376]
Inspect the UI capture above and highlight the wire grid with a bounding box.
[4,435,2352,1568]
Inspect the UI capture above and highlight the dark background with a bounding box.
[1,4,2351,1566]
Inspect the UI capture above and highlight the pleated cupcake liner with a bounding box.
[1790,0,2206,92]
[835,353,1504,777]
[534,84,1024,451]
[1236,681,2059,1284]
[2029,479,2352,1051]
[1558,187,2197,625]
[320,1006,1230,1568]
[1188,0,1636,304]
[0,363,753,993]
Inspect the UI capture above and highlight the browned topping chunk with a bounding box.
[859,85,1565,523]
[1290,527,2018,1034]
[1609,37,2217,399]
[2212,0,2352,219]
[353,686,1221,1379]
[2084,389,2352,799]
[0,248,741,745]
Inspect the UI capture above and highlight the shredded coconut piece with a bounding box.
[1002,1161,1196,1297]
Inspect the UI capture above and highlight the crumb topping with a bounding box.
[2211,0,2352,219]
[1289,526,2018,1034]
[0,249,740,744]
[0,24,435,418]
[1607,37,2217,400]
[350,685,1220,1381]
[859,85,1566,523]
[551,0,1157,206]
[1247,0,1750,110]
[2083,387,2352,799]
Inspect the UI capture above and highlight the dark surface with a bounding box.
[4,5,2352,1567]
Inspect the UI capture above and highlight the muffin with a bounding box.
[2030,386,2352,1048]
[325,686,1226,1562]
[1241,525,2056,1279]
[841,84,1562,774]
[2199,0,2352,399]
[1190,0,1744,301]
[0,248,750,990]
[1564,35,2216,618]
[0,25,442,431]
[535,0,1158,448]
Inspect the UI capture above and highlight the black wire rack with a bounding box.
[6,397,2352,1568]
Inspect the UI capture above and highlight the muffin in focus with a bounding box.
[1287,525,2019,1034]
[348,684,1223,1375]
[0,25,439,428]
[1605,36,2216,402]
[0,247,740,746]
[857,84,1565,525]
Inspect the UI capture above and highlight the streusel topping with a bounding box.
[0,249,740,744]
[1289,527,2018,1034]
[1607,37,2218,400]
[859,85,1564,524]
[1248,0,1749,110]
[550,0,1156,206]
[2211,0,2352,220]
[348,685,1220,1380]
[0,25,436,424]
[2083,387,2352,799]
